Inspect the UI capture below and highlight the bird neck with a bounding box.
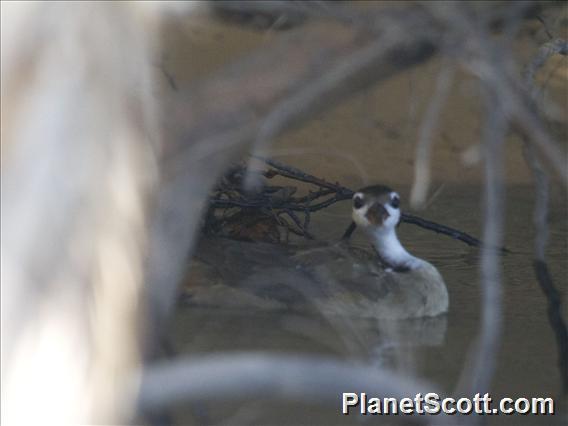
[371,227,424,271]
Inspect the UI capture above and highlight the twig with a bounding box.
[280,209,315,239]
[207,160,353,240]
[400,213,488,249]
[258,156,352,195]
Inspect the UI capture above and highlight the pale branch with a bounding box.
[410,62,455,208]
[136,352,454,424]
[454,89,507,423]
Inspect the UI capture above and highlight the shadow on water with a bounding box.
[169,184,567,425]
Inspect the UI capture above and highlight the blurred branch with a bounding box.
[473,90,506,399]
[455,89,507,416]
[410,62,455,208]
[137,352,454,424]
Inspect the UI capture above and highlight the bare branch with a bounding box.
[137,352,452,423]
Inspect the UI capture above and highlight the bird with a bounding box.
[183,185,449,319]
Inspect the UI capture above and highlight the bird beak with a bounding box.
[365,202,389,226]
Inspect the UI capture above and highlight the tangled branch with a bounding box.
[206,157,490,250]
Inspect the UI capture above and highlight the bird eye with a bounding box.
[353,195,364,209]
[391,196,400,209]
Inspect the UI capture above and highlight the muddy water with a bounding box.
[162,8,568,425]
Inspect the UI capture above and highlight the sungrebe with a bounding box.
[183,185,449,319]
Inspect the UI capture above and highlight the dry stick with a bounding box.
[522,39,568,393]
[400,213,486,249]
[259,157,352,194]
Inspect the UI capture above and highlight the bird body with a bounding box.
[184,185,449,319]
